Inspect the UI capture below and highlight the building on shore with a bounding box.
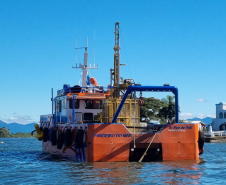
[212,102,226,131]
[183,121,206,131]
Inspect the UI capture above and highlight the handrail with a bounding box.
[112,85,179,123]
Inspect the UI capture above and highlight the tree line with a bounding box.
[0,127,33,138]
[140,95,179,124]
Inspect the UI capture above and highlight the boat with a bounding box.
[32,22,205,162]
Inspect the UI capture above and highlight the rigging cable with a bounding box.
[88,69,109,80]
[120,29,132,79]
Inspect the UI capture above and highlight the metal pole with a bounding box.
[117,22,120,98]
[51,88,53,114]
[73,95,75,124]
[175,88,179,123]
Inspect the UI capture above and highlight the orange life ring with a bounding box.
[90,77,98,86]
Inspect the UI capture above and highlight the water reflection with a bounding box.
[2,139,225,184]
[146,160,204,184]
[65,162,145,184]
[63,160,205,184]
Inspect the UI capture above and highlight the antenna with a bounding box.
[75,38,77,67]
[94,29,95,66]
[72,37,98,88]
[86,37,88,50]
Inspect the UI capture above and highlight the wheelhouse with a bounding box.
[53,86,110,124]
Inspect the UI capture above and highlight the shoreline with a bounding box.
[205,136,226,143]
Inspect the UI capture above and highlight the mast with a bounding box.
[72,37,98,88]
[113,22,120,98]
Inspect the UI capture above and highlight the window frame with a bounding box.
[85,100,102,109]
[69,99,80,109]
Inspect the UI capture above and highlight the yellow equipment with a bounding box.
[31,124,43,141]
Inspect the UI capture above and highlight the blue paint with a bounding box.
[112,86,179,123]
[81,148,86,162]
[74,145,79,161]
[78,148,82,161]
[87,75,91,86]
[56,115,67,123]
[169,125,192,130]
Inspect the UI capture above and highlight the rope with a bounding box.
[35,149,61,162]
[26,137,36,151]
[43,141,50,151]
[1,137,29,152]
[204,147,226,162]
[139,133,156,162]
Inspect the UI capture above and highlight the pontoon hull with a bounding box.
[42,123,200,162]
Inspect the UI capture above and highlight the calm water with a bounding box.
[0,138,226,184]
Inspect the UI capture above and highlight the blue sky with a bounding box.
[0,0,226,124]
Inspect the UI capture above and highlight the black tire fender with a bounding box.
[75,129,84,149]
[43,128,49,142]
[198,131,205,155]
[64,128,72,146]
[57,132,64,149]
[51,129,57,146]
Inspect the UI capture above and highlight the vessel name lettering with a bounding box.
[169,126,192,129]
[94,133,132,137]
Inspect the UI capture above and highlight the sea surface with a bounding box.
[0,138,226,185]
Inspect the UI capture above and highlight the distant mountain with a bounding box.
[0,120,36,134]
[187,117,213,125]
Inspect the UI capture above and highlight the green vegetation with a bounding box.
[140,95,179,124]
[0,127,34,138]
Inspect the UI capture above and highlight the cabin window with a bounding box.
[53,101,56,114]
[58,100,62,112]
[84,113,93,121]
[224,112,226,119]
[62,99,67,109]
[219,112,223,119]
[69,99,79,109]
[85,100,102,109]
